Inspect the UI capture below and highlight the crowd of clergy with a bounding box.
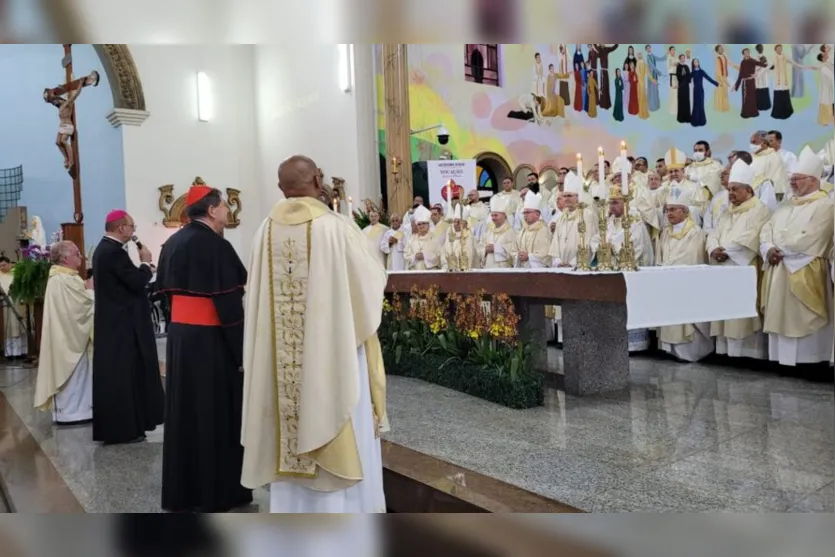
[362,131,835,368]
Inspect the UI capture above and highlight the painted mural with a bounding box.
[376,44,833,189]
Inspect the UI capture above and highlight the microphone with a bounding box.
[131,235,144,250]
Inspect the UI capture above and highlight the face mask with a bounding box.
[749,143,760,152]
[693,152,706,161]
[825,164,834,176]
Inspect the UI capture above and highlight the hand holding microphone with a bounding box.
[132,235,152,264]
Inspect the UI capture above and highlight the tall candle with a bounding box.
[332,197,338,212]
[445,182,451,217]
[620,141,628,195]
[576,153,583,179]
[597,147,605,189]
[348,196,353,216]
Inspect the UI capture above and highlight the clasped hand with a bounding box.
[767,247,784,266]
[711,248,729,262]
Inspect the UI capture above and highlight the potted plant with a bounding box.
[9,246,51,359]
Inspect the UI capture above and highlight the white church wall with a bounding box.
[252,44,380,210]
[120,44,261,261]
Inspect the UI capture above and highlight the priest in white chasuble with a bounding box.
[465,189,491,240]
[514,192,552,268]
[404,206,442,270]
[361,210,388,268]
[750,130,788,197]
[242,155,389,513]
[707,160,772,359]
[493,176,522,221]
[549,171,600,268]
[760,148,835,366]
[479,196,518,269]
[379,213,408,271]
[703,165,731,233]
[34,241,94,424]
[686,140,725,197]
[0,257,27,358]
[657,188,714,362]
[442,205,478,271]
[656,148,710,225]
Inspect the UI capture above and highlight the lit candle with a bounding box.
[576,153,583,179]
[332,197,338,212]
[597,147,605,189]
[348,196,353,216]
[620,141,628,195]
[445,181,451,217]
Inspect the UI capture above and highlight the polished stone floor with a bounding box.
[1,347,833,512]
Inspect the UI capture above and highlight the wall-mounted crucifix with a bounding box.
[42,44,100,264]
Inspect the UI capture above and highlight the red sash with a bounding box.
[171,295,221,326]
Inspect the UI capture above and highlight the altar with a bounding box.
[386,266,758,396]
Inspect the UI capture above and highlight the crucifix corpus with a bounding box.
[43,44,100,262]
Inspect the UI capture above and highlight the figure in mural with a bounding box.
[587,68,599,118]
[542,64,567,118]
[734,48,768,119]
[713,45,737,113]
[690,59,719,128]
[621,62,631,114]
[613,68,625,122]
[644,44,666,112]
[791,44,814,98]
[557,44,571,106]
[470,47,485,83]
[770,44,795,120]
[666,46,679,116]
[582,61,590,113]
[595,44,619,110]
[532,52,545,97]
[754,44,772,111]
[572,45,584,112]
[795,48,834,126]
[636,53,650,120]
[623,46,637,75]
[627,62,639,116]
[586,44,600,105]
[676,54,693,124]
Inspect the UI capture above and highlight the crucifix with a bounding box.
[42,44,100,263]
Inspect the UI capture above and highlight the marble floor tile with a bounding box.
[787,482,834,512]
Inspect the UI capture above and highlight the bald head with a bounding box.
[278,155,321,198]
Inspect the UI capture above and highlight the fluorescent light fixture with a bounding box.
[197,71,212,121]
[338,44,353,92]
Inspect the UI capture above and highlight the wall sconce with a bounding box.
[338,44,353,93]
[391,155,401,182]
[197,71,213,121]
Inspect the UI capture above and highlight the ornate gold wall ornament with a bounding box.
[92,45,146,111]
[158,177,243,228]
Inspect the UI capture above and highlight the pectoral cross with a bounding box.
[43,44,100,264]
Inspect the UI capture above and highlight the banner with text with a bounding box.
[427,159,477,207]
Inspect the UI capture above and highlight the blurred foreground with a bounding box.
[2,514,835,557]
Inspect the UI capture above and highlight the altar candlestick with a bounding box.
[620,141,628,195]
[348,196,353,216]
[576,153,583,179]
[597,147,605,189]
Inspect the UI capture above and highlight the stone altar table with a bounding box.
[386,266,758,396]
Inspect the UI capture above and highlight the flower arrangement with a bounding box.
[9,244,51,305]
[353,198,391,229]
[380,286,543,409]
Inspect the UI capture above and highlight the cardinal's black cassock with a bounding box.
[156,219,252,512]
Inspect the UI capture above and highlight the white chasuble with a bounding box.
[686,158,724,196]
[362,223,389,268]
[548,207,600,267]
[607,213,655,267]
[706,197,771,359]
[478,223,517,269]
[380,228,408,271]
[404,233,441,270]
[657,219,714,362]
[752,147,788,196]
[242,197,388,513]
[442,230,478,271]
[34,265,94,422]
[515,221,552,268]
[759,191,835,365]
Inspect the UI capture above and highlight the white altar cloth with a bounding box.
[388,265,758,330]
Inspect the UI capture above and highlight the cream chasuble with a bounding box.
[442,229,478,271]
[607,213,654,267]
[514,220,553,268]
[752,147,788,196]
[703,189,730,233]
[431,220,450,249]
[404,232,442,270]
[362,223,388,268]
[467,201,491,239]
[686,158,724,196]
[380,227,408,271]
[706,197,771,357]
[241,197,389,499]
[478,222,517,269]
[548,207,600,267]
[759,191,834,364]
[33,266,94,412]
[0,270,27,357]
[750,175,779,212]
[657,218,713,362]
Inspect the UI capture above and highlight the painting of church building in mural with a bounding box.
[376,44,833,193]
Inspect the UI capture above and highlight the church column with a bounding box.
[382,44,413,216]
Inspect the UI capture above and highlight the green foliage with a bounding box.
[9,259,51,305]
[353,208,391,230]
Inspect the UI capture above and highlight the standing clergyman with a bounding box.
[242,155,389,513]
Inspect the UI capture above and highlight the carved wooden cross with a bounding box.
[43,44,99,264]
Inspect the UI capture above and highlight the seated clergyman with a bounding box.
[34,241,95,424]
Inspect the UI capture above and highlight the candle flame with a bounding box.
[620,141,626,149]
[348,197,352,202]
[598,147,604,155]
[576,153,582,159]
